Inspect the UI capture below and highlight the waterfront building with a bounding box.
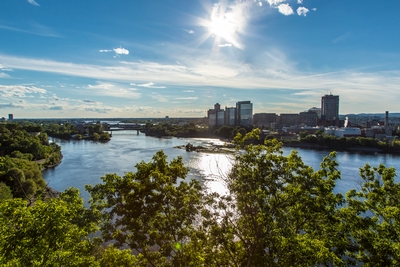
[207,103,222,127]
[235,101,253,126]
[279,113,299,127]
[299,111,318,126]
[321,94,339,120]
[253,113,277,128]
[8,114,13,120]
[224,107,236,126]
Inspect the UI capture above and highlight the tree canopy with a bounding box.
[1,129,400,265]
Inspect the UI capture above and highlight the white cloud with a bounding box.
[277,3,294,16]
[297,7,309,16]
[27,0,40,6]
[312,8,317,11]
[0,85,47,98]
[219,43,233,47]
[183,90,194,93]
[137,82,166,88]
[87,82,141,98]
[99,47,129,56]
[267,0,285,6]
[184,29,195,34]
[150,93,168,102]
[113,47,129,55]
[297,0,303,4]
[176,97,198,100]
[0,73,10,78]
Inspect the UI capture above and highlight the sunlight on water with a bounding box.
[188,153,233,196]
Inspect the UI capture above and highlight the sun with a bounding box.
[207,9,236,41]
[197,2,244,49]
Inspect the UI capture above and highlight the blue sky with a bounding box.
[1,0,400,118]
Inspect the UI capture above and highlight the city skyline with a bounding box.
[1,1,400,118]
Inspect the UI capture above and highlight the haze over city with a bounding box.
[1,0,400,118]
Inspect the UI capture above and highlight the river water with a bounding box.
[43,131,400,201]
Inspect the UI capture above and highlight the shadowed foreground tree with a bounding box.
[0,188,100,266]
[86,151,204,266]
[342,163,400,266]
[200,130,349,266]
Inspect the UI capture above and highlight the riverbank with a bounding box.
[281,141,396,154]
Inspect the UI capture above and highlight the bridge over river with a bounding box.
[103,123,144,135]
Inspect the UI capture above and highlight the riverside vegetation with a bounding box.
[0,128,400,266]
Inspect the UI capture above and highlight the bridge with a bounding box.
[103,123,144,135]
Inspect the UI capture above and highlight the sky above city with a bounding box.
[1,0,400,118]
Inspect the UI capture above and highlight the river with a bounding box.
[43,131,400,201]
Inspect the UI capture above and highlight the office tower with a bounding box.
[321,94,339,120]
[235,101,253,126]
[224,107,236,126]
[8,114,13,120]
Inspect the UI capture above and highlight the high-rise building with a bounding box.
[235,101,253,126]
[8,114,13,120]
[224,107,236,126]
[321,94,339,120]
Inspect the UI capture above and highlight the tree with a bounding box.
[342,163,400,266]
[203,130,348,266]
[0,188,100,266]
[86,151,204,266]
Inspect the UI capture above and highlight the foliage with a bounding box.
[299,130,400,152]
[0,156,46,200]
[86,150,204,266]
[342,164,400,266]
[204,131,347,266]
[0,182,12,202]
[0,188,100,267]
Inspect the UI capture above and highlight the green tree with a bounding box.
[342,163,400,266]
[86,151,204,266]
[204,130,347,266]
[0,188,100,266]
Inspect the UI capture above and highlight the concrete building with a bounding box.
[279,113,299,127]
[8,114,13,120]
[235,101,253,126]
[207,103,222,127]
[321,94,339,120]
[299,111,318,126]
[253,113,277,128]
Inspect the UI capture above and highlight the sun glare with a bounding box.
[198,1,245,49]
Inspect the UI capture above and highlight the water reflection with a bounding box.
[43,132,400,201]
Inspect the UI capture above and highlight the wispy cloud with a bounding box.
[333,32,351,43]
[0,23,59,37]
[137,82,166,88]
[27,0,40,6]
[184,29,194,34]
[99,47,129,57]
[175,97,198,100]
[219,43,233,47]
[0,73,10,78]
[150,93,168,102]
[183,90,194,93]
[86,82,141,98]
